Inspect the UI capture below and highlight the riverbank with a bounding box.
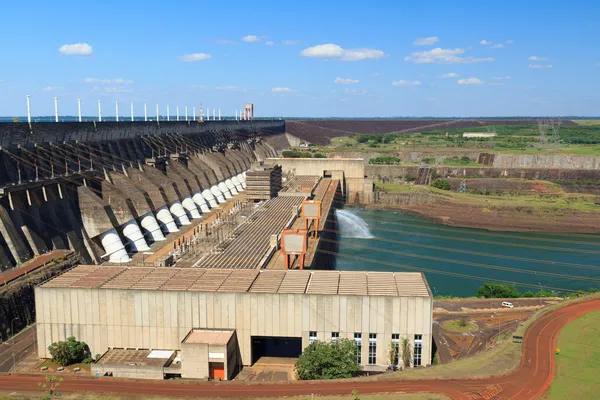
[365,187,600,233]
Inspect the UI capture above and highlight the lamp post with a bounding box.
[11,317,19,371]
[538,283,543,306]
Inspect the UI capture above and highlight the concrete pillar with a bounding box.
[0,204,32,263]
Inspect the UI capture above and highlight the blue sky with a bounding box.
[1,0,599,117]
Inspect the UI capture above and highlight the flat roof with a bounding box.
[183,330,234,345]
[41,266,431,297]
[96,349,173,367]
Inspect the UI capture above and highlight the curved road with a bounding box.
[1,299,598,399]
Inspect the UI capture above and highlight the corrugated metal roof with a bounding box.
[40,266,430,297]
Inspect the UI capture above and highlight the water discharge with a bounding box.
[336,209,375,239]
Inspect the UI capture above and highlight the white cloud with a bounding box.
[505,40,514,44]
[392,80,422,86]
[344,88,368,95]
[216,39,237,45]
[215,85,248,91]
[282,40,301,45]
[334,77,359,85]
[42,86,61,92]
[528,56,548,61]
[84,78,133,84]
[59,42,93,56]
[271,87,296,93]
[480,40,492,45]
[440,72,459,78]
[300,43,386,61]
[529,64,553,69]
[413,37,439,46]
[370,72,380,77]
[492,76,511,80]
[404,47,494,64]
[265,41,275,46]
[178,53,211,62]
[190,85,208,89]
[458,77,485,85]
[104,86,133,93]
[242,35,260,43]
[491,44,504,48]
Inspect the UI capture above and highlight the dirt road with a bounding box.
[1,299,598,399]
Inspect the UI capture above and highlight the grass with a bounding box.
[544,310,600,399]
[573,120,600,126]
[374,183,430,193]
[441,319,478,333]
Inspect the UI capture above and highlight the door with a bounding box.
[209,363,225,380]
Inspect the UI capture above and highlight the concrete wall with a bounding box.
[91,363,164,380]
[266,158,366,203]
[492,153,600,170]
[180,342,209,379]
[35,287,432,369]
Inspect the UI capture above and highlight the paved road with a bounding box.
[1,299,599,399]
[0,325,36,373]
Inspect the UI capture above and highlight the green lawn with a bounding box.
[441,319,478,333]
[544,310,600,399]
[572,120,600,126]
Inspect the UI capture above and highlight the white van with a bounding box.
[502,301,514,308]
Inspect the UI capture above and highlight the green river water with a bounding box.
[334,209,600,297]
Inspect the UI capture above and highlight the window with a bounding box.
[368,334,377,365]
[414,334,423,367]
[391,334,400,367]
[331,332,339,342]
[309,331,317,345]
[354,333,362,364]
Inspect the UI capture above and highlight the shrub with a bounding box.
[405,175,416,182]
[295,339,360,380]
[431,179,451,190]
[313,153,326,158]
[476,283,519,298]
[48,337,90,366]
[369,156,402,165]
[422,157,436,164]
[82,357,94,364]
[457,317,469,328]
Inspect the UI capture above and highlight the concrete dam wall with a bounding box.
[0,120,284,271]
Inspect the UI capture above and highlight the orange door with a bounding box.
[210,363,225,380]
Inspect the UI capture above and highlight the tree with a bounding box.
[401,337,412,369]
[388,340,399,370]
[476,282,519,298]
[48,336,89,366]
[431,179,451,191]
[295,339,360,380]
[38,375,63,399]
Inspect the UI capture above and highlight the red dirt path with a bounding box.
[1,299,598,399]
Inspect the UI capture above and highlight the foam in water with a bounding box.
[336,209,375,239]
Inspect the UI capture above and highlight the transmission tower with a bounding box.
[537,119,549,147]
[551,118,562,145]
[459,180,467,193]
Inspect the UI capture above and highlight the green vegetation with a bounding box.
[430,179,451,191]
[356,133,400,144]
[37,375,63,400]
[295,338,360,380]
[401,337,412,369]
[374,183,429,193]
[441,319,478,333]
[475,283,600,299]
[573,119,600,126]
[282,150,327,158]
[368,156,402,165]
[545,310,600,399]
[48,336,90,367]
[442,156,483,166]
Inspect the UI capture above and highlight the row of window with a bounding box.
[309,332,423,366]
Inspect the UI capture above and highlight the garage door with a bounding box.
[251,336,302,365]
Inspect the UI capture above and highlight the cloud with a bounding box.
[392,80,422,86]
[216,39,237,45]
[178,53,211,62]
[271,87,296,93]
[265,41,275,46]
[42,86,61,92]
[505,40,514,44]
[344,88,368,95]
[480,40,492,45]
[458,77,485,85]
[282,40,301,45]
[300,43,386,61]
[440,72,459,78]
[215,85,249,91]
[242,35,260,43]
[404,47,494,64]
[529,64,553,69]
[491,44,504,48]
[492,76,511,80]
[104,86,133,93]
[370,72,380,77]
[528,56,548,61]
[334,77,360,85]
[84,78,133,84]
[413,37,439,46]
[58,42,93,56]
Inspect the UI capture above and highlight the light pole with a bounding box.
[538,283,543,306]
[11,317,19,371]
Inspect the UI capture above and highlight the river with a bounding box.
[334,209,600,297]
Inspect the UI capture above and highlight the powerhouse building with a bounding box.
[35,265,433,379]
